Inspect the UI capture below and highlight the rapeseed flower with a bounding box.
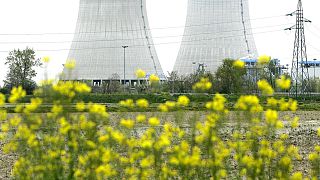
[177,95,190,106]
[148,117,160,126]
[135,69,146,78]
[42,56,50,63]
[149,74,160,84]
[9,86,26,103]
[136,114,146,123]
[120,119,135,129]
[276,75,291,90]
[65,59,76,69]
[257,80,274,96]
[233,59,245,68]
[0,93,5,106]
[290,172,303,180]
[76,101,86,111]
[193,78,212,91]
[258,55,271,65]
[119,99,134,108]
[136,99,149,108]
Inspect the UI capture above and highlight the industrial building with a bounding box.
[63,0,165,85]
[174,0,258,75]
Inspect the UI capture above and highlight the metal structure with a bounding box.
[173,0,258,75]
[285,0,311,97]
[63,0,165,84]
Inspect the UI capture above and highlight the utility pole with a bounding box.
[122,46,128,87]
[313,59,317,80]
[285,0,311,98]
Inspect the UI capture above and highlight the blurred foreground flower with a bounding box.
[135,69,146,78]
[177,95,190,106]
[257,80,274,96]
[0,93,5,106]
[193,78,212,91]
[149,74,160,84]
[9,86,26,103]
[276,75,291,90]
[258,55,271,65]
[233,60,245,68]
[136,99,149,108]
[65,59,76,69]
[42,56,50,63]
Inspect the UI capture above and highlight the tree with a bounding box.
[4,48,41,94]
[215,59,246,94]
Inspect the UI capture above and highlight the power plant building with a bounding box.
[63,0,165,83]
[174,0,258,75]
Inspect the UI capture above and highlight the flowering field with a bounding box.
[0,57,320,179]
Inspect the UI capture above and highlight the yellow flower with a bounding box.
[308,152,318,161]
[140,156,154,168]
[276,75,291,90]
[136,99,149,108]
[290,172,303,180]
[158,104,169,112]
[193,78,212,91]
[257,80,274,96]
[0,93,5,106]
[233,60,245,68]
[265,109,278,126]
[135,69,146,78]
[65,59,76,69]
[51,104,63,115]
[42,56,50,63]
[317,128,320,137]
[0,110,7,121]
[120,119,135,129]
[119,99,134,108]
[76,102,86,111]
[149,117,160,126]
[136,114,146,123]
[291,117,299,128]
[279,156,291,167]
[177,95,190,106]
[149,74,160,84]
[74,83,91,93]
[9,86,26,103]
[258,55,271,65]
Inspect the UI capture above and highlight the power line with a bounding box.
[0,23,291,45]
[0,15,285,36]
[0,28,285,53]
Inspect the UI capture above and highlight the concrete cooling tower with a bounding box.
[64,0,165,83]
[174,0,258,75]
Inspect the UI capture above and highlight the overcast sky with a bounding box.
[0,0,319,85]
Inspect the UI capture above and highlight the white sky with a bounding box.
[0,0,320,86]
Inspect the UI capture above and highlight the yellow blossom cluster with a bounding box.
[0,93,5,106]
[42,56,50,63]
[258,55,271,65]
[192,78,212,91]
[1,74,318,179]
[135,69,146,79]
[233,59,245,68]
[149,74,160,84]
[9,86,26,103]
[52,81,91,99]
[258,79,274,96]
[276,75,291,90]
[65,59,76,69]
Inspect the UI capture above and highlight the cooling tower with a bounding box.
[64,0,164,82]
[174,0,258,75]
